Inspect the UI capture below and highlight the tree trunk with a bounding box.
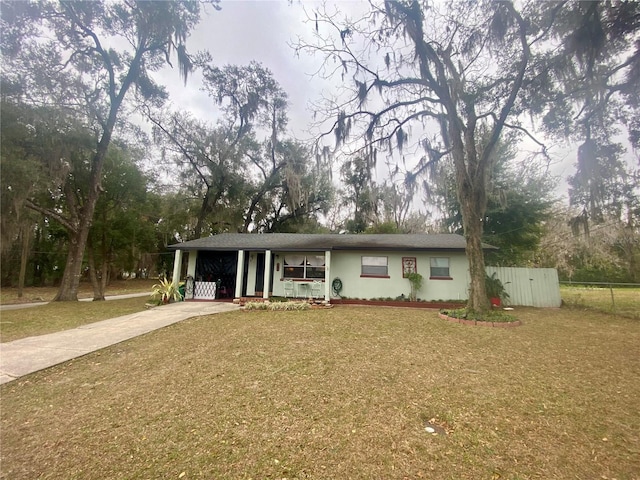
[460,195,491,312]
[87,242,105,301]
[450,117,491,313]
[51,28,144,300]
[32,224,43,286]
[100,256,110,298]
[17,225,32,298]
[52,76,128,301]
[53,147,109,301]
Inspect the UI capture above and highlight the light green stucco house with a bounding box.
[169,233,493,302]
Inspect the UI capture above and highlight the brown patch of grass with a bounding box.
[561,285,640,319]
[0,279,157,305]
[1,307,639,479]
[0,297,150,342]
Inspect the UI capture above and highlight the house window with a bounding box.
[283,255,325,279]
[430,257,450,278]
[361,256,388,277]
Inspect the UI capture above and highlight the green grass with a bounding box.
[1,306,639,479]
[561,285,640,319]
[0,279,156,305]
[0,297,151,342]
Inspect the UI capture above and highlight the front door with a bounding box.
[254,253,265,295]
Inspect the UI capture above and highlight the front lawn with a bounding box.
[1,307,638,479]
[0,279,156,305]
[0,297,151,342]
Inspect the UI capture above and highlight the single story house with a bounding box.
[168,233,495,302]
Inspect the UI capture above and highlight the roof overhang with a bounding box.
[167,233,497,252]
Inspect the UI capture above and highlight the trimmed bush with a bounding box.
[245,301,311,311]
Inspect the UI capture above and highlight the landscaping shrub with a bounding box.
[245,301,310,311]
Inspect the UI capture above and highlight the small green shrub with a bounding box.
[245,302,268,310]
[270,301,310,311]
[406,272,424,302]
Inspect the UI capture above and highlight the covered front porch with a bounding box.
[171,248,332,302]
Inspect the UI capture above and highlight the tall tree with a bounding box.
[149,111,250,238]
[438,136,555,266]
[339,156,379,233]
[261,140,334,233]
[87,142,156,300]
[0,99,43,294]
[533,2,640,228]
[297,1,550,312]
[1,0,211,300]
[199,62,303,234]
[150,62,333,236]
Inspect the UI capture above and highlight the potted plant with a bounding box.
[485,272,510,307]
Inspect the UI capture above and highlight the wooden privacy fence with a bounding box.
[486,267,562,308]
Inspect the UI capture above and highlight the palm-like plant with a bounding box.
[485,273,510,306]
[151,278,183,305]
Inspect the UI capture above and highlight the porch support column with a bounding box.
[263,250,272,299]
[187,250,197,277]
[235,250,245,298]
[172,249,182,287]
[324,250,331,302]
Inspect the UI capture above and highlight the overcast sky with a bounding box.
[160,0,331,141]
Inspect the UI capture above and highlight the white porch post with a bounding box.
[235,250,245,298]
[324,250,331,302]
[187,250,197,277]
[172,249,183,287]
[263,250,272,299]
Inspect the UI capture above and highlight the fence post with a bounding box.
[609,283,616,313]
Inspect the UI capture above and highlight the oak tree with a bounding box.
[297,0,549,311]
[1,0,212,300]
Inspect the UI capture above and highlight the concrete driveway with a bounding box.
[0,301,239,385]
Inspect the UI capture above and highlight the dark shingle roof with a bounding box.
[168,233,495,251]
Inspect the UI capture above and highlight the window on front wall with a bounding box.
[430,257,450,278]
[283,255,325,279]
[361,256,388,276]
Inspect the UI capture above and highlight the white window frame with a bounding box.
[430,257,451,278]
[283,254,325,280]
[361,256,389,277]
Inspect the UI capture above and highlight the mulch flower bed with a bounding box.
[438,312,522,328]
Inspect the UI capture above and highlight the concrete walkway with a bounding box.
[0,301,239,385]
